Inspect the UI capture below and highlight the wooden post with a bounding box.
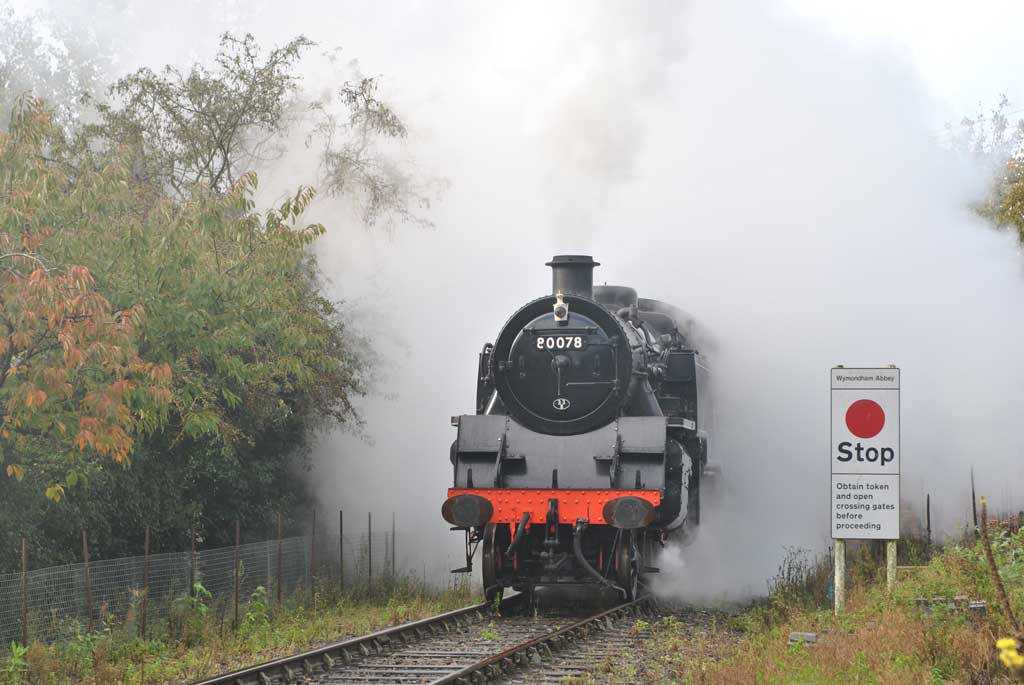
[21,538,27,647]
[189,527,196,596]
[339,510,344,592]
[276,511,283,607]
[233,520,240,630]
[82,529,93,633]
[367,512,372,593]
[834,539,846,615]
[310,508,317,593]
[926,493,932,554]
[391,512,396,578]
[141,526,150,639]
[971,467,978,533]
[886,539,897,593]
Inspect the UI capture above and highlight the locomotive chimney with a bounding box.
[546,255,599,298]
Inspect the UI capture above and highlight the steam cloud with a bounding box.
[28,0,1024,599]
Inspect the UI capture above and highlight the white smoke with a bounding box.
[23,0,1024,599]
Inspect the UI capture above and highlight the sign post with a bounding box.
[831,366,900,613]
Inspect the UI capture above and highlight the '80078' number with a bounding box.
[536,335,585,350]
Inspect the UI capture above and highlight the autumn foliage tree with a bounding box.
[0,98,171,501]
[0,32,430,568]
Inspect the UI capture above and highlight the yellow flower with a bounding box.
[998,638,1020,650]
[1012,652,1024,669]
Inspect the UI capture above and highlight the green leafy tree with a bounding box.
[983,156,1024,238]
[90,33,312,195]
[951,97,1024,239]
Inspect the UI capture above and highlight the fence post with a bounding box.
[392,512,396,578]
[886,539,897,593]
[310,508,317,596]
[82,529,93,633]
[21,537,27,647]
[926,493,932,554]
[141,526,150,639]
[971,467,978,535]
[190,527,196,596]
[276,511,283,608]
[339,510,344,592]
[368,512,372,593]
[233,519,240,631]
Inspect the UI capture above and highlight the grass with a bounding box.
[586,518,1024,684]
[0,576,477,685]
[9,519,1024,684]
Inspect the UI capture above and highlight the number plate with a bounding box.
[534,335,587,351]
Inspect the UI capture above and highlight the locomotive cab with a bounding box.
[443,255,714,601]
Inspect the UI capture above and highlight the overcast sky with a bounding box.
[11,0,1024,119]
[785,1,1024,119]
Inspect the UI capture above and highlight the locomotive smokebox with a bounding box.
[546,255,599,298]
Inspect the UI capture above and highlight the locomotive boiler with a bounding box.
[441,256,714,600]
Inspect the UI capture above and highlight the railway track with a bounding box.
[192,593,658,685]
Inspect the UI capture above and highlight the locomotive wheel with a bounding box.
[481,524,509,602]
[615,530,642,600]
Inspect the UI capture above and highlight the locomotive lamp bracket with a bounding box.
[492,433,508,487]
[552,292,569,324]
[609,433,623,487]
[592,427,623,487]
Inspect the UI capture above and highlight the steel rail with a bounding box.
[428,595,653,685]
[191,594,523,685]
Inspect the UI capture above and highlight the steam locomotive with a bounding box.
[441,256,714,600]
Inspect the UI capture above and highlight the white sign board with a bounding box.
[831,367,900,540]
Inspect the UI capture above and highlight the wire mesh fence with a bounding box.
[0,515,401,649]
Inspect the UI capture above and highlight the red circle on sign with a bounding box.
[845,399,885,439]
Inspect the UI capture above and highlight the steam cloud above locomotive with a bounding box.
[110,0,1024,596]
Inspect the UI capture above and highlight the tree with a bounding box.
[983,156,1024,239]
[0,98,171,500]
[0,32,437,568]
[951,97,1024,239]
[91,33,312,196]
[0,6,108,131]
[85,31,442,229]
[313,76,445,230]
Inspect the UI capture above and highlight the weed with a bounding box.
[242,586,270,635]
[1,643,28,684]
[1,582,475,685]
[171,581,212,647]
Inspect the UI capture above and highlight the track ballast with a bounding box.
[190,593,660,685]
